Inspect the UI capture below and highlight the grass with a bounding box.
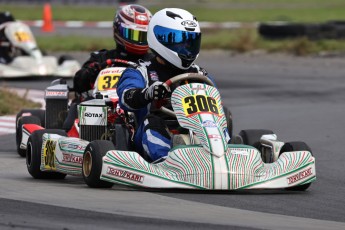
[1,1,345,23]
[0,87,41,116]
[202,29,345,55]
[35,30,345,56]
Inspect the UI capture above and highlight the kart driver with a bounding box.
[0,11,16,64]
[117,8,220,163]
[73,4,153,94]
[63,4,153,131]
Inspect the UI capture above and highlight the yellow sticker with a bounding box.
[97,74,121,91]
[14,31,32,42]
[43,140,57,170]
[182,95,220,117]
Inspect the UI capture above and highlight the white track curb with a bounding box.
[0,88,45,136]
[22,20,258,29]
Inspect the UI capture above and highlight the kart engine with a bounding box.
[78,99,108,142]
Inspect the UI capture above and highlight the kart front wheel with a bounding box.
[82,140,115,188]
[279,141,313,191]
[26,129,67,179]
[16,115,41,157]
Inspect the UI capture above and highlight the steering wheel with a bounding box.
[99,58,137,69]
[158,73,215,117]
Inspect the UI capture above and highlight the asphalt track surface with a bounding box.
[1,51,345,229]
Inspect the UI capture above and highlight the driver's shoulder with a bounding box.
[89,49,115,59]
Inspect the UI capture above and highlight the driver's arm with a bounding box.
[117,68,169,111]
[117,68,149,111]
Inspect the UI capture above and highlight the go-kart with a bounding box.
[0,21,80,78]
[80,73,316,190]
[21,68,315,191]
[16,59,135,157]
[21,59,137,178]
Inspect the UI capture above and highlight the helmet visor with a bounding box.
[118,22,148,45]
[153,25,201,57]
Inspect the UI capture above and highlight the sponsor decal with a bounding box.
[232,150,249,156]
[79,106,107,126]
[136,25,148,30]
[136,15,148,21]
[62,153,83,164]
[45,91,68,97]
[149,71,159,81]
[191,85,206,93]
[22,112,32,117]
[181,20,197,27]
[100,69,124,75]
[287,168,313,185]
[67,143,84,151]
[107,167,144,183]
[84,112,103,118]
[208,134,222,139]
[202,120,217,128]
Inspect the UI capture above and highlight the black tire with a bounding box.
[16,109,45,128]
[223,106,233,139]
[16,116,41,157]
[259,23,307,39]
[82,140,114,188]
[239,129,274,148]
[279,141,313,191]
[58,55,74,65]
[26,129,67,179]
[112,124,130,151]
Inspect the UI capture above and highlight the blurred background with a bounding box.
[1,0,345,55]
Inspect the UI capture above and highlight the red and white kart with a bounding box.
[16,59,133,157]
[17,59,134,178]
[0,21,80,78]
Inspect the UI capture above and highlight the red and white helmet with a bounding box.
[113,4,152,55]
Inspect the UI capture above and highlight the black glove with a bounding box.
[144,81,170,101]
[86,62,101,78]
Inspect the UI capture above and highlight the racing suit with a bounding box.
[0,12,15,64]
[117,57,213,162]
[0,23,13,64]
[63,48,153,131]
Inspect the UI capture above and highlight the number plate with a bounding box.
[182,95,220,117]
[96,67,126,91]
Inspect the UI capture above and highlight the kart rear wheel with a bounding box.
[239,129,274,148]
[16,109,45,128]
[82,140,114,188]
[16,116,41,157]
[279,141,313,191]
[223,106,233,138]
[58,55,74,65]
[26,129,67,179]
